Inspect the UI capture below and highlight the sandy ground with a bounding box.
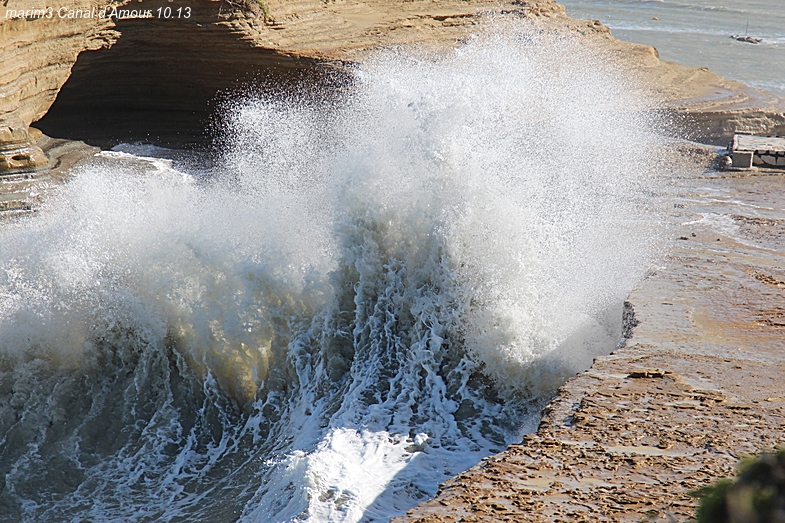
[393,164,785,522]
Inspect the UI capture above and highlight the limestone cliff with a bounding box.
[0,0,119,172]
[1,0,784,166]
[2,0,563,151]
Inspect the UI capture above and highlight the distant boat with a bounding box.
[731,19,762,44]
[730,35,762,44]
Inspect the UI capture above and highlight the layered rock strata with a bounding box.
[0,115,48,173]
[2,0,784,156]
[0,0,117,128]
[5,0,560,150]
[0,0,119,208]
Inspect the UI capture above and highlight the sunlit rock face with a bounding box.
[0,119,48,172]
[5,0,553,150]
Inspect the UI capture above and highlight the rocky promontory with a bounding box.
[392,162,785,521]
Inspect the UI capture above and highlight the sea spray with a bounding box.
[0,29,667,522]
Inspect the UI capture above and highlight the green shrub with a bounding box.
[254,0,269,22]
[692,447,785,523]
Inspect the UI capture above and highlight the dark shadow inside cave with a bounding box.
[34,5,343,149]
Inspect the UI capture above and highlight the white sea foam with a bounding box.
[0,28,668,522]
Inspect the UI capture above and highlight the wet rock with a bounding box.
[394,159,785,523]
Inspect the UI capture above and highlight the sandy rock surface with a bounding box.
[393,166,785,522]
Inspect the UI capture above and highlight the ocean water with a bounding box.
[0,30,669,522]
[560,0,785,96]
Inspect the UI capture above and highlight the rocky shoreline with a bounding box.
[393,163,785,521]
[1,1,785,521]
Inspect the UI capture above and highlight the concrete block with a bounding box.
[732,151,754,168]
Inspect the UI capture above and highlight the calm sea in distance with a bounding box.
[559,0,785,96]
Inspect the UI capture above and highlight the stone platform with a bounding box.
[393,162,785,523]
[730,134,785,168]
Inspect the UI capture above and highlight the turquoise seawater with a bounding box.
[559,0,785,96]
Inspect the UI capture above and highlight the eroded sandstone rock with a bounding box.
[0,0,119,173]
[0,116,48,171]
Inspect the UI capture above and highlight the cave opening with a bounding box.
[33,7,338,149]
